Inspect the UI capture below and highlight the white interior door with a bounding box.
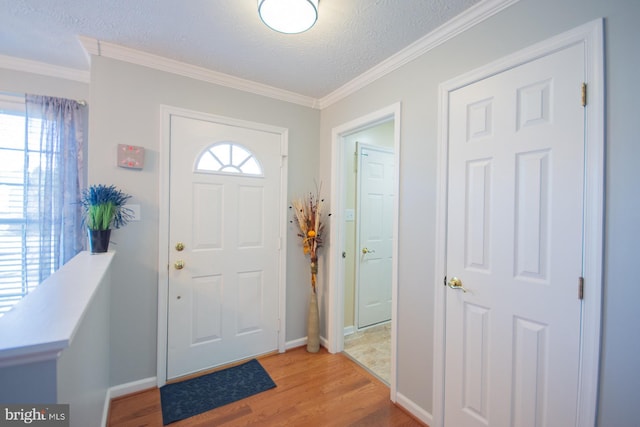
[357,143,394,329]
[444,43,585,426]
[167,114,282,380]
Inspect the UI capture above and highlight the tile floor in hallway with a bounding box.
[343,322,391,384]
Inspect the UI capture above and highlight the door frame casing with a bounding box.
[327,102,401,400]
[157,105,289,387]
[432,19,604,427]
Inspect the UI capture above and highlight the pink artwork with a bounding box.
[117,144,145,169]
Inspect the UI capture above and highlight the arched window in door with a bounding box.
[195,141,263,176]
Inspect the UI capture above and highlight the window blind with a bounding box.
[0,99,51,315]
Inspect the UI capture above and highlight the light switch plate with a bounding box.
[345,209,355,221]
[117,144,145,169]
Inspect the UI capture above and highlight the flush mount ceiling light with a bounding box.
[258,0,318,34]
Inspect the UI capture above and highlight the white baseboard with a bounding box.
[285,336,330,351]
[101,390,110,427]
[109,376,158,399]
[395,392,433,426]
[320,335,329,350]
[285,337,307,349]
[344,325,355,336]
[102,376,158,427]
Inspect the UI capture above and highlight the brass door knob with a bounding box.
[175,242,185,251]
[174,260,185,270]
[447,277,468,293]
[362,247,376,254]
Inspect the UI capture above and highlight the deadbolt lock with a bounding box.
[175,242,185,251]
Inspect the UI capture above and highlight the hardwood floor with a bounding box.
[108,347,426,426]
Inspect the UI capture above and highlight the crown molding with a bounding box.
[78,36,319,109]
[77,0,517,110]
[0,53,90,83]
[0,0,517,109]
[317,0,520,109]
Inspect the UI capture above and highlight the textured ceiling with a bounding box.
[0,0,481,98]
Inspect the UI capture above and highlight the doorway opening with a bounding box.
[328,103,401,396]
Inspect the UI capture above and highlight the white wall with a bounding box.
[0,69,89,101]
[0,59,320,397]
[56,255,112,427]
[1,0,639,424]
[320,0,640,424]
[0,252,113,427]
[87,56,320,385]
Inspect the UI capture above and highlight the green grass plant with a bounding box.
[80,184,133,230]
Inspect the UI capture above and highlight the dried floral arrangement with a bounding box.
[290,185,327,293]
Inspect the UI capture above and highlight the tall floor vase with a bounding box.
[307,290,320,353]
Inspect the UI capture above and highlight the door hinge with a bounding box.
[578,276,584,300]
[581,83,587,107]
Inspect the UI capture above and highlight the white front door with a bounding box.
[167,114,283,380]
[357,144,394,328]
[444,43,585,425]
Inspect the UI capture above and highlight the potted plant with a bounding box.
[80,184,133,253]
